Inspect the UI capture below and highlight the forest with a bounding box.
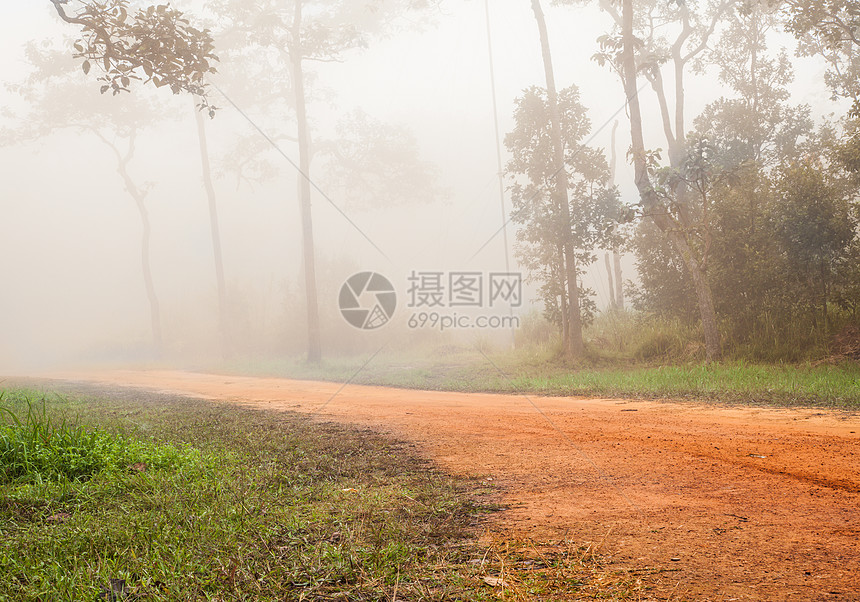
[2,1,860,369]
[2,3,860,600]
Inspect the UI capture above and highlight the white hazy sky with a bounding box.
[0,1,847,368]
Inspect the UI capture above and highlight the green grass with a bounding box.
[222,346,860,409]
[498,362,860,407]
[0,393,197,484]
[0,385,649,601]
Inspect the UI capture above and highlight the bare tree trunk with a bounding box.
[821,259,829,332]
[291,0,322,364]
[531,0,584,359]
[613,250,625,310]
[686,249,720,358]
[620,0,721,361]
[605,252,616,309]
[113,134,162,352]
[133,191,162,353]
[609,119,625,310]
[610,119,619,185]
[558,244,570,347]
[560,288,570,348]
[484,0,516,349]
[193,98,229,357]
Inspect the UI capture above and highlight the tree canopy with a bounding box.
[49,0,218,112]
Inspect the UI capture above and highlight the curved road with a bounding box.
[50,370,860,600]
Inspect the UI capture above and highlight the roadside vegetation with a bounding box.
[0,386,654,601]
[223,310,860,410]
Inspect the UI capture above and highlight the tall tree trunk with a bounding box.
[484,0,516,349]
[605,252,616,309]
[193,97,229,357]
[291,0,322,364]
[114,134,162,352]
[133,191,162,353]
[558,244,570,347]
[531,0,584,359]
[613,250,624,310]
[687,253,720,358]
[621,0,721,361]
[609,119,625,310]
[94,129,162,351]
[821,258,829,332]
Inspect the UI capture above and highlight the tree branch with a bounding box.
[50,0,118,55]
[646,65,677,150]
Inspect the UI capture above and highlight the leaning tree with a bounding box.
[562,0,740,361]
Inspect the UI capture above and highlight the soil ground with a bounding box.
[40,370,860,600]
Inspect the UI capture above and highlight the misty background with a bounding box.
[0,0,847,370]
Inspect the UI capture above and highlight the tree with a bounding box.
[830,116,860,320]
[529,0,587,358]
[50,1,228,354]
[774,157,856,329]
[630,218,698,321]
[556,0,737,359]
[506,86,620,351]
[6,43,172,350]
[608,119,626,311]
[318,110,442,209]
[209,0,440,363]
[776,0,860,110]
[588,0,739,361]
[192,96,230,356]
[563,0,859,358]
[49,0,217,110]
[629,1,860,356]
[689,2,817,346]
[699,2,812,168]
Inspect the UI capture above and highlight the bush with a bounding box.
[514,309,559,349]
[585,310,699,362]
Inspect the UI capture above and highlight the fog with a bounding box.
[0,0,848,371]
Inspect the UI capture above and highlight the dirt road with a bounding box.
[47,370,860,600]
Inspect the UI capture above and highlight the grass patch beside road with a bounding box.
[0,387,480,600]
[224,346,860,409]
[0,385,650,601]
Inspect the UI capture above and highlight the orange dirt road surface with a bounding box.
[45,370,860,600]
